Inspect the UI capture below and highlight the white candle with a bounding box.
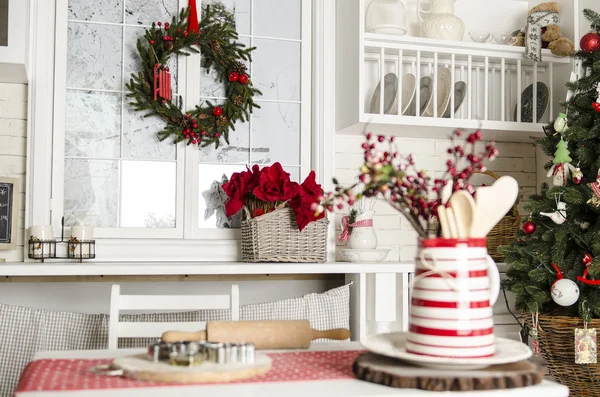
[70,225,94,258]
[29,225,55,259]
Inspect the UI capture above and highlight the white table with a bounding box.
[16,343,569,397]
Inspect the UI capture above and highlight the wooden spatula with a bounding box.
[161,320,351,349]
[471,176,519,238]
[449,190,476,238]
[437,205,451,238]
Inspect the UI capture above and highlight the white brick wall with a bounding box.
[335,134,537,263]
[0,83,27,262]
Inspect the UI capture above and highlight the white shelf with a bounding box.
[0,262,416,277]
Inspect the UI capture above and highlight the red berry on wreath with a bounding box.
[215,133,220,138]
[183,31,188,37]
[150,40,155,45]
[593,102,600,113]
[522,221,536,235]
[212,107,223,117]
[185,114,190,119]
[157,22,162,27]
[238,74,249,85]
[228,71,239,82]
[201,130,207,135]
[165,22,170,29]
[163,35,169,41]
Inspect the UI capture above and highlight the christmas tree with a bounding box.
[502,9,600,320]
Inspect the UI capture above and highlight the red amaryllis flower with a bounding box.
[253,162,300,203]
[222,165,262,217]
[289,171,326,231]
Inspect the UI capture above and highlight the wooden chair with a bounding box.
[107,284,240,349]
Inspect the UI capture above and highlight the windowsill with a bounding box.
[0,261,416,277]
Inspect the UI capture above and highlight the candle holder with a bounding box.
[28,217,96,263]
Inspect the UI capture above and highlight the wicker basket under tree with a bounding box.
[525,313,600,396]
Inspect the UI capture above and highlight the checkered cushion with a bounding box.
[1,284,350,397]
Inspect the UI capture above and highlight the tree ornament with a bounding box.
[593,82,600,113]
[522,220,536,234]
[540,196,567,224]
[581,31,600,53]
[239,73,249,85]
[577,254,600,286]
[127,4,261,148]
[228,71,239,82]
[583,253,593,265]
[587,169,600,207]
[553,112,569,133]
[550,262,580,306]
[211,106,223,117]
[547,138,575,186]
[572,167,583,185]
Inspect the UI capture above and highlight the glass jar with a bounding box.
[365,0,407,36]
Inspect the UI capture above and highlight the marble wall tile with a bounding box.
[64,159,119,227]
[125,0,178,26]
[252,39,300,102]
[69,0,123,23]
[250,102,300,165]
[122,104,176,161]
[65,91,121,158]
[253,0,301,40]
[67,22,123,90]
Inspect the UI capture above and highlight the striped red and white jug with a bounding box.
[408,238,500,358]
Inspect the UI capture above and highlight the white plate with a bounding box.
[405,76,433,116]
[400,73,416,115]
[340,248,391,263]
[362,332,532,370]
[423,68,452,117]
[369,73,398,115]
[443,81,467,118]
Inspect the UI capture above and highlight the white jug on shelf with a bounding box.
[347,211,378,250]
[418,0,465,41]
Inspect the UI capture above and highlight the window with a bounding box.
[49,0,311,243]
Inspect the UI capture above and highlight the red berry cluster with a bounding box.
[182,113,204,145]
[228,71,249,85]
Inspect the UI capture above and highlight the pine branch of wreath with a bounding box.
[125,5,261,149]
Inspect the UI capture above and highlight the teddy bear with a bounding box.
[512,2,575,61]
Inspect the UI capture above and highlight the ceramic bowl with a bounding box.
[340,248,390,263]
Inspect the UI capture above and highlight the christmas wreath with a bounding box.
[126,1,261,149]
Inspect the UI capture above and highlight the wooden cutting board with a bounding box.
[108,353,272,384]
[353,353,544,392]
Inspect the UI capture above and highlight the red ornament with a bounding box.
[581,32,600,53]
[183,31,188,37]
[522,221,536,235]
[153,63,172,102]
[149,39,155,45]
[593,102,600,113]
[228,71,239,82]
[157,22,162,27]
[215,133,220,138]
[238,74,249,85]
[187,0,199,34]
[583,253,593,265]
[165,22,170,29]
[212,106,223,117]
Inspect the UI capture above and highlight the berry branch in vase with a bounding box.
[315,130,499,239]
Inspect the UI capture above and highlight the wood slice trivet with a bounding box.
[110,353,272,383]
[353,353,544,392]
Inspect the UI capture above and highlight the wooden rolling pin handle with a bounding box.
[311,328,351,341]
[161,330,206,343]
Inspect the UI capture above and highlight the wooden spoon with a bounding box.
[441,182,453,204]
[445,207,459,238]
[449,190,476,238]
[437,205,451,238]
[471,176,519,238]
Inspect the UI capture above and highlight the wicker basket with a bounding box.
[525,313,600,396]
[479,170,521,262]
[240,207,329,263]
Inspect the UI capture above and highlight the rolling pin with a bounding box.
[161,320,351,349]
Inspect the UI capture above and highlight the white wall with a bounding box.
[0,82,27,262]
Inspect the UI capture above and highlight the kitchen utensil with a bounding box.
[340,248,391,263]
[449,190,476,238]
[441,182,452,204]
[362,332,532,370]
[436,205,450,238]
[442,81,467,118]
[369,73,398,115]
[471,176,519,238]
[148,340,255,365]
[469,30,492,43]
[405,76,433,116]
[161,320,351,348]
[514,82,549,123]
[423,68,452,118]
[445,206,459,238]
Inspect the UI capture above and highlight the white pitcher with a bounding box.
[347,211,378,250]
[418,0,465,41]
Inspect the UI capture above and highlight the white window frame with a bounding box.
[26,0,321,261]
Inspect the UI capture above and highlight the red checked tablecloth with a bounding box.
[15,350,363,393]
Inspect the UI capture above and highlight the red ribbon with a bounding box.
[337,216,373,242]
[187,0,199,34]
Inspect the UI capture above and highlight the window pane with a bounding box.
[252,39,301,102]
[199,122,250,164]
[64,159,119,227]
[204,0,251,36]
[122,106,177,161]
[125,0,179,26]
[199,164,247,229]
[253,0,301,40]
[250,102,300,165]
[121,161,176,228]
[67,22,123,90]
[65,90,121,158]
[68,0,123,23]
[200,37,250,99]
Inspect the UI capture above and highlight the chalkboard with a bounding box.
[0,177,18,250]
